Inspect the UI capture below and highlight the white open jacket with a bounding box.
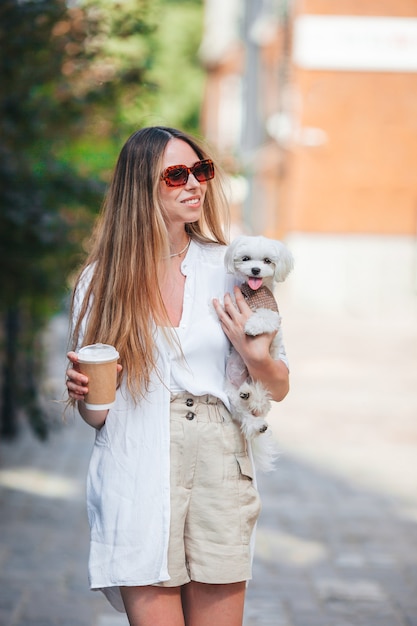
[74,241,288,612]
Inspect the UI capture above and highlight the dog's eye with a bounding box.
[241,256,251,262]
[263,258,272,264]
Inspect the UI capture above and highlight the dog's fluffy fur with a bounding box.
[224,235,294,471]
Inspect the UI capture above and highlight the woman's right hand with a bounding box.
[66,351,109,429]
[66,351,89,402]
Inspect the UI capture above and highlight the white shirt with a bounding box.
[170,240,288,396]
[74,240,288,612]
[169,240,235,400]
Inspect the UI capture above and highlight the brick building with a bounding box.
[200,0,417,315]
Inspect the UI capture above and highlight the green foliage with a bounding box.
[0,0,205,439]
[57,0,205,179]
[129,0,205,132]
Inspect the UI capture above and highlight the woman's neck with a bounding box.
[167,229,190,258]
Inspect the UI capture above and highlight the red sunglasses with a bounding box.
[160,159,215,187]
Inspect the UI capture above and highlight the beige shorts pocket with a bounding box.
[236,453,254,480]
[235,453,261,543]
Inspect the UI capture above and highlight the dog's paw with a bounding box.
[240,416,269,439]
[244,310,281,336]
[237,380,271,417]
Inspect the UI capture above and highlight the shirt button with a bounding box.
[185,411,195,420]
[185,398,194,407]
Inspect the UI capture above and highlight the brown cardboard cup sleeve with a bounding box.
[77,343,119,410]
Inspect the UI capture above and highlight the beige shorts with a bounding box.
[157,393,261,587]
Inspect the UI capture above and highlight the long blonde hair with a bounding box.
[69,126,230,398]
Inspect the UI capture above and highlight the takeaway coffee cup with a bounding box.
[77,343,119,410]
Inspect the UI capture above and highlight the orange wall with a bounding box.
[281,0,417,236]
[298,0,417,18]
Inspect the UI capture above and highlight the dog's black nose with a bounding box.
[251,267,261,275]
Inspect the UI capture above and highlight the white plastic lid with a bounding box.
[78,343,119,363]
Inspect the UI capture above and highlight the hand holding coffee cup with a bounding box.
[76,343,120,410]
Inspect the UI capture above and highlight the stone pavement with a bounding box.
[0,306,416,626]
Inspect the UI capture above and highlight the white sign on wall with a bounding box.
[293,15,417,72]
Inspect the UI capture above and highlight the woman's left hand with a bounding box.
[213,287,276,363]
[213,286,289,402]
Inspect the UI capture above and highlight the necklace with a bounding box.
[166,238,191,259]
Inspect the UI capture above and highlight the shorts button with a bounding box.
[185,398,194,407]
[185,411,195,420]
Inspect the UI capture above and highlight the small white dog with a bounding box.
[224,235,294,469]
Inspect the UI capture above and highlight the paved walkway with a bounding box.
[0,305,416,626]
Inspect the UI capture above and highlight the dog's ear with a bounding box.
[224,237,241,273]
[272,241,294,282]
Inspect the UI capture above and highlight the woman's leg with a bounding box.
[181,581,246,626]
[120,585,185,626]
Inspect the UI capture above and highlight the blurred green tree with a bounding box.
[58,0,205,180]
[0,0,205,439]
[0,0,108,438]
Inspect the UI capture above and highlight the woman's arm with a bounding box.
[213,287,289,402]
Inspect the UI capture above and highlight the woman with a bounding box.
[66,126,289,626]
